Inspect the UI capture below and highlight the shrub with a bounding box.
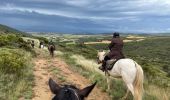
[0,48,29,76]
[0,34,35,56]
[0,48,33,100]
[0,34,18,46]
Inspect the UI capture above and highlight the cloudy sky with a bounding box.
[0,0,170,33]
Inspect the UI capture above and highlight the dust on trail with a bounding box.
[32,48,110,100]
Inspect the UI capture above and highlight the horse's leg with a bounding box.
[52,50,54,57]
[106,74,111,91]
[49,51,52,57]
[121,87,130,100]
[121,72,134,99]
[127,84,134,96]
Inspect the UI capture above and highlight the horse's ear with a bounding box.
[49,78,61,94]
[79,81,97,97]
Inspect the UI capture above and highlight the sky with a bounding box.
[0,0,170,33]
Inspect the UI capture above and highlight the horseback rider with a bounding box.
[31,40,35,48]
[99,32,125,71]
[39,41,44,48]
[48,40,56,50]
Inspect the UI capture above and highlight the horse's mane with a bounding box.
[57,85,80,100]
[62,85,79,90]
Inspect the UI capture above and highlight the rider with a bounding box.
[31,40,35,48]
[39,41,43,48]
[48,39,56,50]
[100,32,125,71]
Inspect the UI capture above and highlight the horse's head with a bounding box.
[49,78,96,100]
[97,50,106,64]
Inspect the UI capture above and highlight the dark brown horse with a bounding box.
[48,45,55,57]
[49,78,96,100]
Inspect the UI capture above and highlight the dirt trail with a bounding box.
[32,48,110,100]
[32,59,52,100]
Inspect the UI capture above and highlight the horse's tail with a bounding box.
[133,61,144,100]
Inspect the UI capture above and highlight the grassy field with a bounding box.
[47,34,170,100]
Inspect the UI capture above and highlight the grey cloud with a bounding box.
[0,0,170,33]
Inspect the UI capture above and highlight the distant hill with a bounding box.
[0,24,29,36]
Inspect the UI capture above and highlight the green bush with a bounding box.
[34,36,48,44]
[0,48,29,76]
[0,34,18,46]
[0,48,33,100]
[0,34,35,56]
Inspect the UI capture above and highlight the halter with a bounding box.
[68,88,80,100]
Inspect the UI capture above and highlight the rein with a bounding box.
[104,67,110,76]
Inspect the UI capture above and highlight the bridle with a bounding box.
[67,88,80,100]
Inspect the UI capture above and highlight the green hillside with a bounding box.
[0,24,28,36]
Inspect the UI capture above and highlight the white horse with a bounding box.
[97,51,144,100]
[40,44,44,48]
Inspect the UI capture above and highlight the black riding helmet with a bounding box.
[113,32,120,38]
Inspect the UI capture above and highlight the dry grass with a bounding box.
[84,40,111,44]
[126,35,146,39]
[146,85,170,100]
[123,39,134,42]
[136,39,145,41]
[84,40,134,44]
[71,54,170,100]
[71,55,104,75]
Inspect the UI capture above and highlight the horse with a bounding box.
[97,51,144,100]
[40,44,44,48]
[39,41,44,49]
[49,78,96,100]
[48,45,55,57]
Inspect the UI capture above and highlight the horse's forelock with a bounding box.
[98,51,106,57]
[97,51,106,62]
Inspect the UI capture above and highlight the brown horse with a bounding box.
[48,45,55,57]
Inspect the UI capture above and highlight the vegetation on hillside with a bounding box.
[0,24,29,36]
[0,33,34,100]
[0,48,33,100]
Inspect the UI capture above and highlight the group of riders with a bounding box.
[28,32,124,71]
[28,39,55,49]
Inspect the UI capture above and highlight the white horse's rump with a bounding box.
[40,44,44,48]
[98,51,144,100]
